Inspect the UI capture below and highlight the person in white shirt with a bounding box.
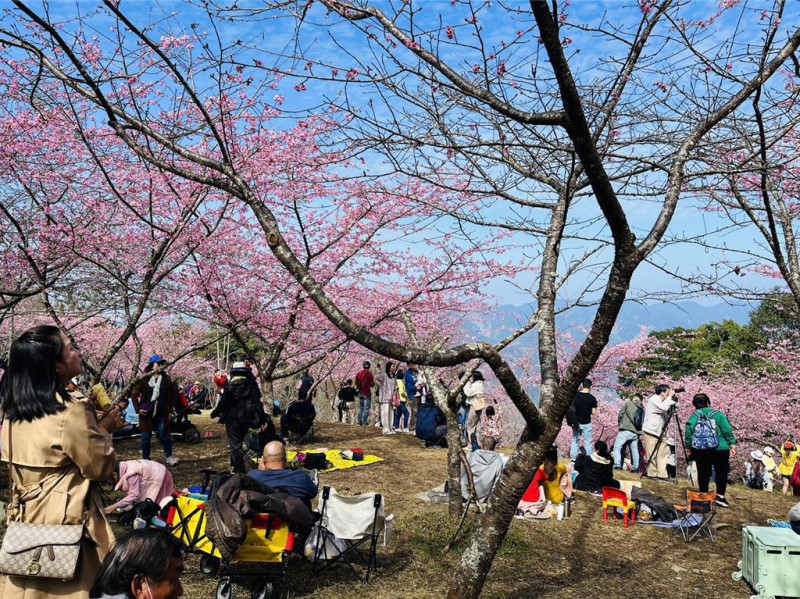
[641,384,676,479]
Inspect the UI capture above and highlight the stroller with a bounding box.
[244,416,282,469]
[114,394,203,445]
[167,469,298,599]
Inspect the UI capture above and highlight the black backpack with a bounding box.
[566,401,579,428]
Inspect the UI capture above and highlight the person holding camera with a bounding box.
[685,393,736,508]
[641,384,676,479]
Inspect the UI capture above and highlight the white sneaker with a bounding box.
[166,457,179,466]
[402,428,411,434]
[382,429,396,435]
[374,422,382,428]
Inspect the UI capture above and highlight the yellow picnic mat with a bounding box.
[287,449,384,473]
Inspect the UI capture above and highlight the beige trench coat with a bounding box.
[0,392,116,599]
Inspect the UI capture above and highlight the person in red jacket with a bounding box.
[354,361,375,426]
[213,369,228,408]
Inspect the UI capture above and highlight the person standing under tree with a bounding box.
[684,393,736,508]
[138,355,179,466]
[641,384,676,480]
[570,379,597,461]
[613,393,644,471]
[210,361,267,473]
[297,370,314,402]
[355,361,375,426]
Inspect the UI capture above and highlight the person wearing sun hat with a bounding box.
[745,449,773,491]
[780,440,800,496]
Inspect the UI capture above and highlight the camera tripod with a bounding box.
[640,404,691,485]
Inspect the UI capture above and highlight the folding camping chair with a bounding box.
[674,490,717,543]
[311,486,384,583]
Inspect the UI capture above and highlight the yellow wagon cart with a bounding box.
[167,487,295,599]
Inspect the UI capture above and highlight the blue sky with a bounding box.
[18,0,798,310]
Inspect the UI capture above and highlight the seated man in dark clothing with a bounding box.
[248,441,319,510]
[415,395,448,448]
[281,397,316,440]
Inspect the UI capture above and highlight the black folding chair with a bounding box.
[311,486,384,583]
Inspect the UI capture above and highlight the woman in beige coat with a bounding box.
[0,325,120,599]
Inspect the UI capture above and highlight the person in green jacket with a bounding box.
[685,393,737,508]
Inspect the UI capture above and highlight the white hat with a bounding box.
[751,450,767,463]
[763,446,776,456]
[231,361,247,370]
[667,437,675,446]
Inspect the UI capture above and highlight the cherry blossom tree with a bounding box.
[2,1,799,597]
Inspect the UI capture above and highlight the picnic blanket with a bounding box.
[287,449,383,473]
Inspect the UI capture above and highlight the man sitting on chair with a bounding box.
[248,441,319,510]
[281,395,316,442]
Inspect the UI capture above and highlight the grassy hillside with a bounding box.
[3,412,793,598]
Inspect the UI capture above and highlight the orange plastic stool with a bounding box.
[602,486,636,528]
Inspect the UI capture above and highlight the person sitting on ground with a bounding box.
[461,436,504,503]
[104,460,176,515]
[780,440,800,496]
[416,395,448,448]
[248,440,319,511]
[90,528,185,599]
[745,450,774,491]
[281,394,316,441]
[517,446,573,520]
[574,440,620,494]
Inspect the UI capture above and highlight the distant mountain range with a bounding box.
[463,300,753,347]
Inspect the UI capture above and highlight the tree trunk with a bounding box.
[447,431,554,599]
[446,410,465,519]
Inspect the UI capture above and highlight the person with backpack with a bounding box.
[613,393,644,471]
[569,378,598,460]
[684,393,736,508]
[210,361,268,473]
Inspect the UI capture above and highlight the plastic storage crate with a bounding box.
[736,527,800,598]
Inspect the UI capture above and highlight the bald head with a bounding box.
[260,441,287,471]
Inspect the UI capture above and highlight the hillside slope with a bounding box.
[96,414,792,598]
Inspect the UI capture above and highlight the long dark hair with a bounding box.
[90,529,183,597]
[543,446,559,482]
[1,325,71,423]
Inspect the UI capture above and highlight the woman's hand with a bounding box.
[103,504,118,515]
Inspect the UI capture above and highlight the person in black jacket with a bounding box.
[211,361,267,473]
[574,440,620,494]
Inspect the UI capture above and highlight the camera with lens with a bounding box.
[673,386,685,394]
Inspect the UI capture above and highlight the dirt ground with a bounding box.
[2,412,795,598]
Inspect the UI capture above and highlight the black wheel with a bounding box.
[200,554,220,576]
[216,577,236,599]
[251,580,273,599]
[184,426,201,444]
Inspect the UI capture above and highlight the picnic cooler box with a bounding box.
[740,526,800,598]
[167,493,293,562]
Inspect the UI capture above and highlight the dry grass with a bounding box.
[2,412,792,598]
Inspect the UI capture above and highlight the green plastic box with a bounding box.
[741,527,800,598]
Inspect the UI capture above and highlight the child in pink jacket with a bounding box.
[104,459,175,514]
